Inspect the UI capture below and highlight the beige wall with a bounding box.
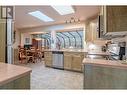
[13,29,21,49]
[19,22,85,33]
[0,6,6,62]
[21,33,33,46]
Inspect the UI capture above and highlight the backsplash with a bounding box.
[111,35,127,56]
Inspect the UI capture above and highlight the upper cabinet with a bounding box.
[102,6,127,35]
[85,19,98,42]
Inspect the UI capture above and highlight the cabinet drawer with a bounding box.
[44,52,52,56]
[44,56,52,60]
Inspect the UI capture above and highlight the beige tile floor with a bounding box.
[17,61,83,89]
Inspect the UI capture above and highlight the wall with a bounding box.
[19,22,85,33]
[19,22,86,48]
[21,33,33,46]
[13,29,21,49]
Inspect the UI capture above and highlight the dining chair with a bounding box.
[19,48,27,64]
[26,50,36,63]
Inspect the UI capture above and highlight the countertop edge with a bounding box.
[82,58,127,69]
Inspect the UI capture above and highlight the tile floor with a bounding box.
[17,61,83,89]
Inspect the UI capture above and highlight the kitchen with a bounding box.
[0,5,127,89]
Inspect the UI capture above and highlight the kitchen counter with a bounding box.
[83,58,127,89]
[0,63,32,89]
[44,49,113,55]
[44,49,87,72]
[83,58,127,69]
[88,51,112,56]
[44,49,88,53]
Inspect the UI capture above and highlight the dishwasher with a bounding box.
[52,51,64,69]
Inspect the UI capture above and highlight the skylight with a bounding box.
[28,11,54,22]
[51,6,75,15]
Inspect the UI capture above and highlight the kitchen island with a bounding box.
[44,49,87,72]
[83,58,127,89]
[0,63,32,89]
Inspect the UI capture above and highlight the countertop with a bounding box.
[87,51,113,56]
[44,49,88,53]
[0,63,32,86]
[83,58,127,69]
[44,49,113,56]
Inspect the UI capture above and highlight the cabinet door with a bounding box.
[14,74,30,89]
[107,6,127,32]
[45,59,52,67]
[44,52,52,67]
[72,55,82,72]
[64,54,72,70]
[85,20,98,42]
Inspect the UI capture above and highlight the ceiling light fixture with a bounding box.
[51,5,75,15]
[66,17,81,24]
[28,11,54,22]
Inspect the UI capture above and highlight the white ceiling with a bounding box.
[15,6,100,29]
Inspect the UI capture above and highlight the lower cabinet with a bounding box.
[71,54,82,71]
[44,51,52,67]
[14,74,30,89]
[0,74,30,89]
[44,51,85,72]
[84,64,127,89]
[64,53,72,70]
[64,52,84,72]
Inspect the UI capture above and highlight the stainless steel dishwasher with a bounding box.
[52,51,64,69]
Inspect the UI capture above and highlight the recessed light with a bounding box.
[28,11,54,22]
[51,5,75,15]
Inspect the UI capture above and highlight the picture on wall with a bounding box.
[25,38,30,44]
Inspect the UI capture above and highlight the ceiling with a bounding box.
[15,5,100,29]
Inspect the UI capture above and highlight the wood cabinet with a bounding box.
[72,54,82,71]
[64,52,84,72]
[84,64,127,89]
[0,74,30,89]
[102,6,127,33]
[44,51,52,67]
[64,53,72,70]
[85,19,98,42]
[13,74,30,89]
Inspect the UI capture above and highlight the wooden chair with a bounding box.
[30,47,36,51]
[26,50,36,63]
[19,49,27,64]
[36,49,42,62]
